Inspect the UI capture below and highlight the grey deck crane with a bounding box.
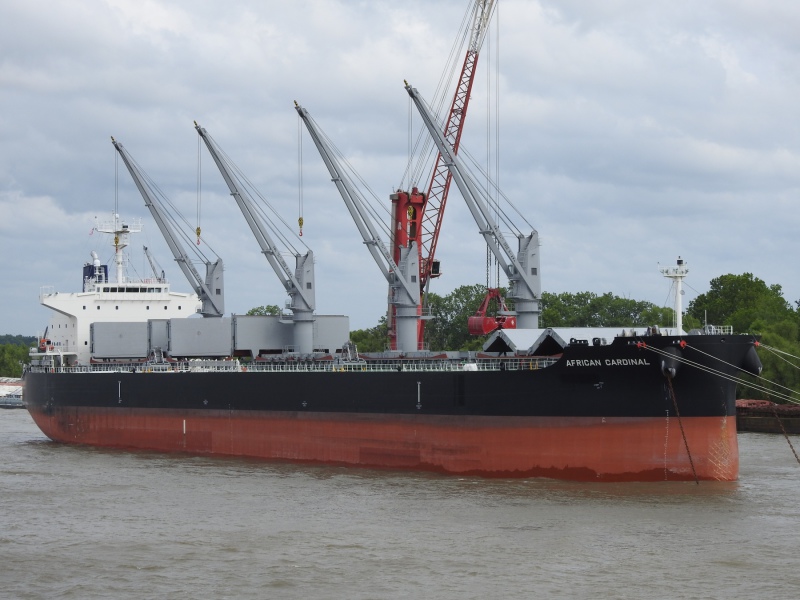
[194,122,316,355]
[143,246,166,283]
[111,137,225,317]
[294,102,421,353]
[404,82,541,328]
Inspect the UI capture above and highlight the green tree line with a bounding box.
[0,335,36,346]
[351,284,677,353]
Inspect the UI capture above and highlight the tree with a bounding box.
[0,335,36,346]
[424,284,497,351]
[0,344,31,377]
[350,316,388,353]
[686,273,794,333]
[540,291,674,328]
[736,321,800,400]
[246,305,282,316]
[686,273,800,400]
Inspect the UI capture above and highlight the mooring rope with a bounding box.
[666,375,699,484]
[644,344,800,405]
[759,344,800,371]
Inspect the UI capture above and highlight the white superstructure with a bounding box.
[34,213,201,365]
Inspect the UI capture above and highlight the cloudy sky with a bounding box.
[1,0,798,337]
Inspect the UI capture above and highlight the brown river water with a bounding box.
[2,409,799,599]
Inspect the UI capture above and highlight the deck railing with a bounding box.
[27,357,558,375]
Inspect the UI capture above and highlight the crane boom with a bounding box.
[194,122,316,354]
[111,137,225,317]
[405,82,541,328]
[143,246,165,282]
[295,102,421,352]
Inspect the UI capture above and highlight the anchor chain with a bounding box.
[666,375,699,484]
[771,404,800,467]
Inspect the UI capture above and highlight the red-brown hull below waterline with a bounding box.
[27,408,739,481]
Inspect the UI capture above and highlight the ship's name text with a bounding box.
[565,358,651,367]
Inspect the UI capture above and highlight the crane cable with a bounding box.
[114,146,119,221]
[494,4,501,288]
[483,8,502,288]
[196,132,202,245]
[485,21,491,289]
[298,115,304,236]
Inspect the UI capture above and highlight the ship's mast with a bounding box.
[95,212,142,285]
[660,257,689,333]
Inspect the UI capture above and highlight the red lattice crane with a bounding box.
[388,0,497,350]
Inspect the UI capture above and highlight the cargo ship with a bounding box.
[22,214,762,481]
[20,70,762,482]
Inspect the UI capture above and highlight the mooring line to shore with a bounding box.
[759,344,800,371]
[645,344,800,405]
